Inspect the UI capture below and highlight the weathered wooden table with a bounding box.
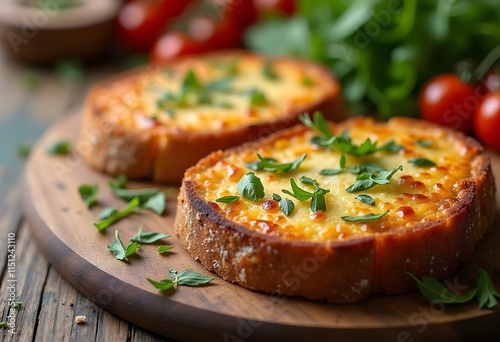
[0,49,171,341]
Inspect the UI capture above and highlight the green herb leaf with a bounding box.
[0,322,7,328]
[216,195,240,204]
[249,89,268,107]
[279,198,295,216]
[477,268,500,309]
[157,245,175,253]
[246,153,306,172]
[147,278,175,291]
[12,299,22,310]
[409,157,436,167]
[46,140,71,155]
[237,172,265,202]
[109,185,159,204]
[94,198,140,231]
[320,154,347,175]
[379,140,404,152]
[78,184,98,208]
[16,143,32,158]
[262,62,279,80]
[341,210,389,222]
[319,168,342,176]
[346,165,403,193]
[416,140,433,148]
[310,187,330,212]
[272,193,282,201]
[407,273,478,304]
[299,175,319,187]
[301,76,314,87]
[282,178,329,213]
[182,69,201,90]
[304,113,401,157]
[282,178,313,201]
[299,112,332,139]
[339,154,346,168]
[371,165,404,184]
[356,194,375,206]
[108,178,159,204]
[142,192,166,215]
[107,230,140,261]
[130,226,170,244]
[204,77,233,92]
[170,270,214,287]
[99,207,118,220]
[273,193,294,216]
[345,162,387,174]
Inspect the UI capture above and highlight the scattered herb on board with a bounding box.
[409,157,436,167]
[55,59,84,84]
[0,322,7,328]
[78,184,98,208]
[408,268,500,308]
[130,226,170,244]
[94,197,140,232]
[148,270,214,291]
[341,210,389,222]
[272,193,295,216]
[12,298,22,310]
[246,153,306,172]
[108,175,167,215]
[237,172,265,202]
[46,140,71,155]
[107,230,140,261]
[98,207,118,220]
[16,143,32,158]
[476,268,500,308]
[157,245,175,254]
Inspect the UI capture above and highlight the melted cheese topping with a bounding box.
[92,57,329,133]
[195,122,478,242]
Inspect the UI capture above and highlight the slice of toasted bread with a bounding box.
[79,51,346,183]
[175,116,496,303]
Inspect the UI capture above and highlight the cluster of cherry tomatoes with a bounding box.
[419,70,500,152]
[117,0,294,63]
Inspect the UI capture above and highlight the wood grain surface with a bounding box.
[23,113,500,342]
[0,48,170,340]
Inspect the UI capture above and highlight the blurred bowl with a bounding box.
[0,0,122,63]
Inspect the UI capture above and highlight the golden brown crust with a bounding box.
[79,50,347,183]
[175,117,496,303]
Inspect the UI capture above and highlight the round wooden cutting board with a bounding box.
[23,113,500,341]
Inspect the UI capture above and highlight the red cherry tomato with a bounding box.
[255,0,295,16]
[482,70,500,93]
[220,0,259,28]
[117,0,192,53]
[474,92,500,152]
[188,15,243,49]
[150,32,210,64]
[419,74,478,134]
